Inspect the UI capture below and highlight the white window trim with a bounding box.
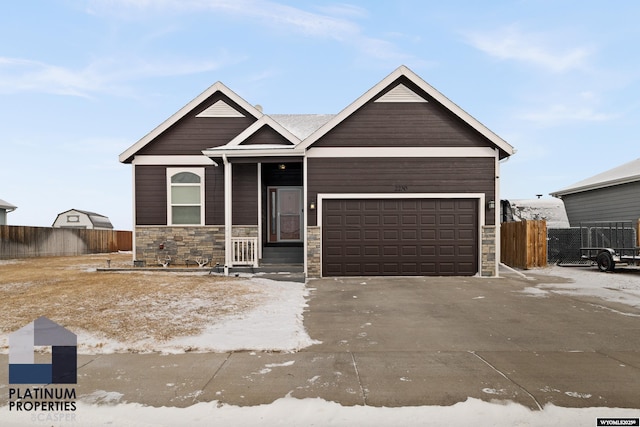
[167,167,205,226]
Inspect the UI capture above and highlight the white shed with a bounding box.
[0,199,17,225]
[52,209,113,230]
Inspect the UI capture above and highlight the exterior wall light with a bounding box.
[488,200,495,210]
[309,201,316,210]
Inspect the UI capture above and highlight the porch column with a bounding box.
[223,155,232,276]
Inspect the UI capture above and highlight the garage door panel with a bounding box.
[402,246,418,256]
[322,199,478,276]
[383,246,398,256]
[438,244,455,255]
[383,263,399,274]
[402,229,418,240]
[383,230,399,240]
[439,229,455,240]
[363,263,381,274]
[364,246,379,256]
[383,215,398,225]
[439,215,455,225]
[364,230,380,240]
[402,215,418,225]
[364,215,380,225]
[345,230,361,240]
[325,230,343,241]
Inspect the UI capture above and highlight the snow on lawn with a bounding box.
[528,265,640,311]
[2,396,638,427]
[110,277,318,354]
[164,278,321,353]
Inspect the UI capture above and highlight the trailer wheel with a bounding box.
[596,252,615,272]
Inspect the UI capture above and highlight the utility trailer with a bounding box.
[580,221,640,272]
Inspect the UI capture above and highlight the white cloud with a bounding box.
[87,0,408,62]
[0,55,233,98]
[519,104,614,123]
[465,25,592,73]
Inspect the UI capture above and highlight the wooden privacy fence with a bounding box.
[500,220,547,270]
[0,226,132,259]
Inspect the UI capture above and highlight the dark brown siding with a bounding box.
[307,157,495,226]
[232,163,258,225]
[311,78,493,149]
[240,126,294,145]
[137,93,256,156]
[135,165,167,225]
[136,164,224,226]
[206,164,225,225]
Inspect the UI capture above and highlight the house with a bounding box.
[507,199,569,228]
[0,199,17,225]
[119,65,515,277]
[550,158,640,226]
[52,209,114,230]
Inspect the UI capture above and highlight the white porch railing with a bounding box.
[231,237,258,267]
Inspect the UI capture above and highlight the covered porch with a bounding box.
[223,159,305,276]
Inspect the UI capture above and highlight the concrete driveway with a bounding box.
[2,270,639,410]
[302,271,640,409]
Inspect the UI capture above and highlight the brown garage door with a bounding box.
[322,199,478,276]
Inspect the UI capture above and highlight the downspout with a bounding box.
[223,154,232,276]
[495,148,501,277]
[303,155,308,278]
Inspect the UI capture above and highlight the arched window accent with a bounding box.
[167,168,204,225]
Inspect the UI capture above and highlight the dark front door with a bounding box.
[268,187,303,243]
[322,198,478,276]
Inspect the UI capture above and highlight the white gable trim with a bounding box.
[196,100,245,117]
[300,65,514,157]
[119,82,263,163]
[224,115,300,147]
[375,83,427,103]
[306,147,497,158]
[132,155,217,166]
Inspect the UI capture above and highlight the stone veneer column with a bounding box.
[481,225,497,277]
[306,226,321,277]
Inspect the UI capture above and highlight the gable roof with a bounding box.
[271,114,335,139]
[551,158,640,197]
[0,199,17,212]
[54,209,113,229]
[119,82,264,163]
[299,65,515,159]
[201,114,336,157]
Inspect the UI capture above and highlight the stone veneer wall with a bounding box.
[307,225,497,278]
[306,226,321,277]
[135,226,258,266]
[481,225,497,277]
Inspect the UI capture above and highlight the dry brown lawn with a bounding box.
[0,253,262,352]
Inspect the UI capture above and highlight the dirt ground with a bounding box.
[0,253,262,352]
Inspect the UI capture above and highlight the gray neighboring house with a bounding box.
[52,209,114,230]
[550,158,640,226]
[0,199,17,225]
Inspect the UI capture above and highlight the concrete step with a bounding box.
[262,247,304,264]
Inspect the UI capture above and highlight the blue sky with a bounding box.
[2,1,639,229]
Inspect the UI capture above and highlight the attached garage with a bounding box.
[321,198,479,276]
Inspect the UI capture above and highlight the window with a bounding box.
[167,168,204,225]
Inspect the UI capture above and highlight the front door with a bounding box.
[268,187,303,242]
